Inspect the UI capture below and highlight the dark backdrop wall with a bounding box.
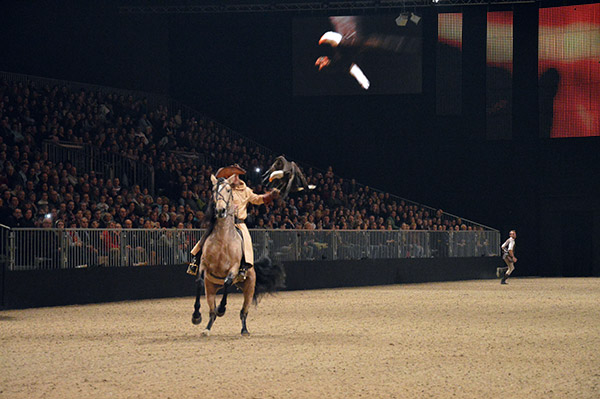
[1,0,598,277]
[0,1,170,94]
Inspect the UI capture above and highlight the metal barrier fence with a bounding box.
[3,228,500,271]
[1,225,10,271]
[6,228,204,271]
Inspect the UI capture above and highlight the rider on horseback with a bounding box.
[188,164,279,280]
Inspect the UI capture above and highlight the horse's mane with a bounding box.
[202,198,216,229]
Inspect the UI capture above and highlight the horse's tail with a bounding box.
[253,256,286,304]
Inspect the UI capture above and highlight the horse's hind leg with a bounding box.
[240,309,249,336]
[191,281,202,325]
[204,310,217,335]
[240,268,256,336]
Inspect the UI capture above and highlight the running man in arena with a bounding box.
[500,230,517,284]
[187,164,279,281]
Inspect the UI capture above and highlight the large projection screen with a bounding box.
[293,14,423,96]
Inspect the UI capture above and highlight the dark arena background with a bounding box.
[0,1,599,398]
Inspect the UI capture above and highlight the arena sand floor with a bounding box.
[1,278,598,399]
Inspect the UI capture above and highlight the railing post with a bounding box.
[494,231,500,256]
[262,230,269,258]
[60,232,68,269]
[9,231,15,271]
[332,232,338,260]
[294,231,299,261]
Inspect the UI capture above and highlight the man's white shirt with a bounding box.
[502,237,515,255]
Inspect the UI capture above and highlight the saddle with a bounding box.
[200,224,252,285]
[206,270,247,286]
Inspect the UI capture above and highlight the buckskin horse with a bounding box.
[191,174,285,336]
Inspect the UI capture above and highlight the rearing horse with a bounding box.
[191,174,285,336]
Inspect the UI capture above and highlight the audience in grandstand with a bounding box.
[0,78,480,233]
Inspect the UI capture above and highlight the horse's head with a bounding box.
[210,174,235,219]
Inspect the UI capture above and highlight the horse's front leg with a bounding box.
[216,278,230,317]
[202,281,218,336]
[220,255,243,315]
[191,279,202,325]
[217,260,238,316]
[240,268,256,336]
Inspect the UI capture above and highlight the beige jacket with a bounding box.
[232,181,265,221]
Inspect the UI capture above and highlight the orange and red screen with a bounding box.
[539,3,600,138]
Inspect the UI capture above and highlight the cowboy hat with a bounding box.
[215,164,246,178]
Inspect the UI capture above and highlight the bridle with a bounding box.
[213,178,233,217]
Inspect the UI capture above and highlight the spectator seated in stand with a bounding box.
[0,78,484,235]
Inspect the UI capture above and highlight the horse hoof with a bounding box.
[192,315,202,325]
[241,329,250,337]
[201,329,211,337]
[216,306,226,317]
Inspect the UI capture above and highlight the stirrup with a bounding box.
[187,262,199,276]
